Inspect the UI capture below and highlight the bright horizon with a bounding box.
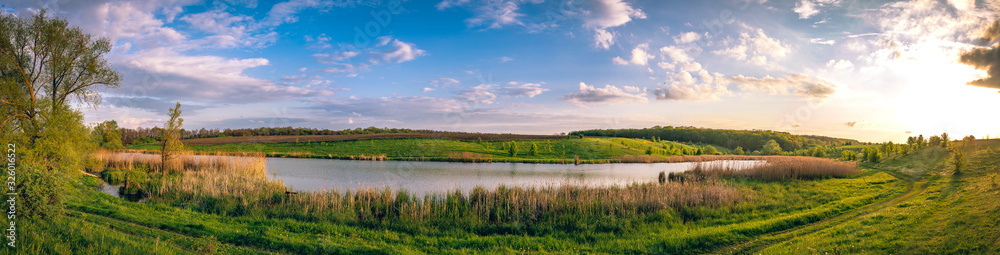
[4,0,1000,143]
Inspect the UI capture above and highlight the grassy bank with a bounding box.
[752,139,1000,254]
[126,137,744,163]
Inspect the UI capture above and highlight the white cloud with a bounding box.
[660,46,694,63]
[562,82,648,105]
[501,82,549,97]
[500,56,514,62]
[657,61,676,70]
[581,0,647,28]
[614,43,654,66]
[583,0,646,50]
[674,32,702,44]
[113,48,334,103]
[594,28,615,50]
[436,0,471,10]
[713,26,790,66]
[429,77,461,87]
[375,38,427,64]
[455,84,498,104]
[793,0,840,19]
[826,59,854,69]
[465,0,525,29]
[423,87,436,92]
[726,74,838,99]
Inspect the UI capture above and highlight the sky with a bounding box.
[3,0,1000,143]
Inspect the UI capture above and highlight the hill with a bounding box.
[570,126,858,152]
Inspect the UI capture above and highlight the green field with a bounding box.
[127,137,718,163]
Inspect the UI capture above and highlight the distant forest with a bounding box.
[569,126,858,151]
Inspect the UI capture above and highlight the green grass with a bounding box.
[756,140,1000,254]
[24,140,1000,254]
[9,161,903,254]
[127,137,705,163]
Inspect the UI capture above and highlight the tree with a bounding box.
[941,132,950,148]
[92,120,123,149]
[0,11,121,144]
[530,142,538,156]
[865,148,880,163]
[762,140,782,155]
[953,150,965,175]
[811,147,827,158]
[841,150,856,161]
[929,135,942,146]
[508,141,518,157]
[734,146,744,155]
[703,145,718,155]
[161,102,184,174]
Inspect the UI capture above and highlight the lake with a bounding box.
[267,158,760,195]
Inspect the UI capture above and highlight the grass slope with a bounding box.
[128,137,707,163]
[742,140,1000,254]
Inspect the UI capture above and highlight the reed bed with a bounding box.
[446,152,493,162]
[670,156,859,182]
[265,180,748,229]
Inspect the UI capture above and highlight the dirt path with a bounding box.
[715,169,930,254]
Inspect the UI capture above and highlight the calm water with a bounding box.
[267,158,759,195]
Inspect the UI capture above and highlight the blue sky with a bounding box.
[4,0,1000,142]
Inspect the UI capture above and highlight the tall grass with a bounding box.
[670,156,859,181]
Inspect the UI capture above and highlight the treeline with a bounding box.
[569,126,858,151]
[119,126,453,145]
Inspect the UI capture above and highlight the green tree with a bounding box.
[508,141,518,157]
[952,150,964,174]
[929,135,942,146]
[811,147,827,158]
[762,140,782,155]
[646,146,653,155]
[941,132,950,148]
[0,11,121,144]
[703,145,718,155]
[161,102,184,174]
[841,150,856,161]
[734,146,744,155]
[530,142,538,156]
[92,120,123,149]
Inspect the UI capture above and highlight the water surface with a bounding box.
[267,158,758,195]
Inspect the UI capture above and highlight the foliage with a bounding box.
[530,142,538,156]
[91,120,123,149]
[761,140,782,155]
[703,145,719,155]
[0,11,120,143]
[734,146,744,155]
[952,150,964,175]
[161,102,184,173]
[840,150,856,161]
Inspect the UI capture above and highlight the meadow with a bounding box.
[10,136,998,254]
[127,137,733,164]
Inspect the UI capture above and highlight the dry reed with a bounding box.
[671,156,859,181]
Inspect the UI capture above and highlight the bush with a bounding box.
[18,165,64,219]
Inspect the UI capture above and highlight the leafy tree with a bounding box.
[762,140,782,155]
[530,142,538,156]
[508,141,518,157]
[734,146,744,155]
[645,146,653,155]
[0,11,121,144]
[811,147,827,158]
[703,145,718,155]
[865,148,881,163]
[941,132,950,148]
[841,150,856,161]
[92,120,123,149]
[952,150,965,175]
[161,102,184,174]
[929,135,942,146]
